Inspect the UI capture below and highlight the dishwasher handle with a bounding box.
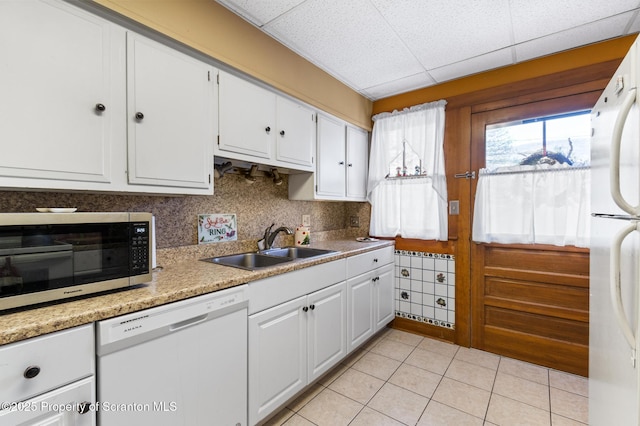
[170,314,208,332]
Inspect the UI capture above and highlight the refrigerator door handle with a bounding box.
[610,87,639,215]
[610,221,639,365]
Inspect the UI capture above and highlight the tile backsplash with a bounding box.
[395,250,455,330]
[0,174,370,264]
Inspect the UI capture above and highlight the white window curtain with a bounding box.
[367,100,448,240]
[472,165,590,247]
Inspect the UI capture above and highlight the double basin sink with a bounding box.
[202,247,337,271]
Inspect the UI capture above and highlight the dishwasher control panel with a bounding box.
[96,285,248,355]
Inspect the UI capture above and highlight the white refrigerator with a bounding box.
[590,36,640,426]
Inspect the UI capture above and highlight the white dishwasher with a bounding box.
[96,285,248,426]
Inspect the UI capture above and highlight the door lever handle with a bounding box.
[454,171,476,179]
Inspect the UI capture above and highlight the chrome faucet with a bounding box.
[263,223,293,249]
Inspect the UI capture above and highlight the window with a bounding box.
[387,140,427,178]
[367,100,448,240]
[486,110,590,169]
[472,109,591,247]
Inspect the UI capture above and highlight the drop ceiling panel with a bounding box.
[370,0,513,69]
[264,0,424,90]
[361,71,437,100]
[216,0,306,26]
[429,48,514,83]
[509,0,639,42]
[515,12,636,62]
[215,0,640,101]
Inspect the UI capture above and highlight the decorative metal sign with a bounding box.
[198,214,237,244]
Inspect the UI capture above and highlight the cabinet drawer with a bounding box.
[0,377,95,426]
[0,324,94,403]
[347,246,394,278]
[248,259,346,315]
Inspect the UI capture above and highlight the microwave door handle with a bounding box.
[610,88,640,215]
[9,250,73,264]
[610,221,639,366]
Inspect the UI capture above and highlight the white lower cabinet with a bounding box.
[0,324,95,426]
[374,263,395,330]
[347,247,395,353]
[248,280,346,425]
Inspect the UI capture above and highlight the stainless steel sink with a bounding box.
[260,247,337,259]
[202,247,337,271]
[202,253,293,270]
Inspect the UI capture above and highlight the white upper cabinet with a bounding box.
[217,71,315,171]
[346,125,369,200]
[218,71,275,159]
[126,33,215,190]
[0,0,215,195]
[316,113,347,197]
[275,96,315,167]
[289,113,369,201]
[0,0,113,184]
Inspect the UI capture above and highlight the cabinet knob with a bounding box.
[373,258,378,263]
[302,306,309,312]
[309,304,315,310]
[339,161,345,165]
[135,112,144,121]
[280,130,285,136]
[78,402,92,415]
[23,366,41,379]
[95,103,106,112]
[348,163,353,167]
[265,126,271,133]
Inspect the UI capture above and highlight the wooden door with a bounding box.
[469,93,596,376]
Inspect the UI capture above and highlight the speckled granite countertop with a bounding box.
[0,239,393,346]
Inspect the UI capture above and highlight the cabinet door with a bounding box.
[0,0,112,183]
[0,377,95,426]
[249,296,307,426]
[307,281,347,382]
[346,126,369,200]
[126,32,215,190]
[347,273,374,353]
[374,263,395,331]
[276,96,315,167]
[316,114,346,197]
[219,71,275,159]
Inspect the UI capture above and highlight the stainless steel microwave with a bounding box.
[0,212,152,311]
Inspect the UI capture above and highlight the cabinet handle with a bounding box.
[135,112,144,121]
[265,126,271,134]
[310,304,315,310]
[95,103,106,112]
[23,365,41,379]
[280,130,285,136]
[78,402,92,415]
[339,161,345,165]
[302,306,309,312]
[373,258,378,263]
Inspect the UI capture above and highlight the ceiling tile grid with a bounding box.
[216,0,640,100]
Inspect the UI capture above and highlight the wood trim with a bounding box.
[392,317,455,342]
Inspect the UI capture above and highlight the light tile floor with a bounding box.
[263,328,588,426]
